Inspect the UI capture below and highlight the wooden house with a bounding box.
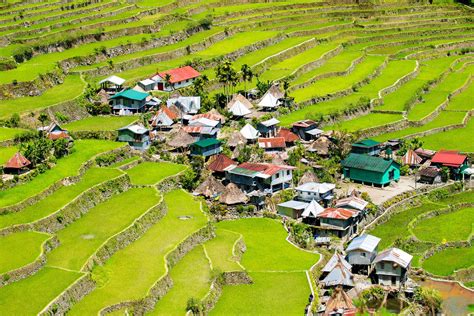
[291,120,322,141]
[117,124,150,151]
[342,153,400,186]
[110,89,149,115]
[151,66,201,92]
[3,152,31,174]
[430,150,469,179]
[373,248,412,287]
[345,234,381,275]
[257,137,286,153]
[225,162,294,194]
[317,208,359,240]
[419,167,441,184]
[207,154,237,177]
[257,118,280,137]
[351,139,381,156]
[39,122,71,141]
[190,138,222,157]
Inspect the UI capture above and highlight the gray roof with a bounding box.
[346,234,380,253]
[118,124,148,134]
[322,256,354,287]
[99,75,125,86]
[301,200,324,218]
[322,253,352,273]
[277,200,308,210]
[373,248,413,268]
[296,182,335,194]
[259,118,280,127]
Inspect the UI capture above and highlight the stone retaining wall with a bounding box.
[69,130,118,141]
[401,111,472,140]
[82,197,167,271]
[0,235,59,287]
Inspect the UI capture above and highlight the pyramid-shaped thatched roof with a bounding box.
[5,152,31,169]
[194,176,226,198]
[324,286,355,316]
[298,170,319,185]
[167,129,195,148]
[219,183,248,205]
[227,131,247,148]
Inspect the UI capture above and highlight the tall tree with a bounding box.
[164,73,174,91]
[215,59,238,104]
[240,64,253,98]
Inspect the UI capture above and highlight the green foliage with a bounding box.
[95,153,117,166]
[413,287,442,315]
[180,168,198,191]
[85,102,111,115]
[4,113,20,128]
[288,221,314,249]
[360,286,385,309]
[397,138,423,156]
[12,46,33,63]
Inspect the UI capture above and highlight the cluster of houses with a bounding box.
[319,234,414,315]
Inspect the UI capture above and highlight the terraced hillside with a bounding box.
[0,0,473,315]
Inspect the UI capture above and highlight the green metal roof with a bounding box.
[110,89,149,101]
[342,153,398,173]
[193,138,221,148]
[229,167,258,176]
[352,139,380,148]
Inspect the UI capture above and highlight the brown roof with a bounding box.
[402,149,422,166]
[258,137,286,149]
[167,129,195,148]
[227,94,254,109]
[276,128,299,143]
[324,286,356,316]
[160,105,178,120]
[227,131,247,148]
[298,170,319,185]
[191,110,226,124]
[47,131,70,140]
[419,166,440,178]
[293,120,317,128]
[219,183,248,205]
[5,152,31,169]
[308,136,331,155]
[194,176,226,198]
[208,154,236,172]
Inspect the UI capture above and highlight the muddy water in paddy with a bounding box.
[421,279,474,315]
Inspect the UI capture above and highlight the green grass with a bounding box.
[64,116,137,131]
[149,246,211,316]
[108,156,140,168]
[125,161,187,185]
[445,82,474,111]
[0,140,123,208]
[327,113,402,132]
[69,190,207,315]
[422,245,474,276]
[412,207,474,243]
[0,74,85,119]
[0,167,122,229]
[46,187,160,271]
[420,116,474,152]
[0,127,27,142]
[0,267,82,315]
[374,111,466,142]
[204,227,243,272]
[0,146,17,165]
[0,231,50,274]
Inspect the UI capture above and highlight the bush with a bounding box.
[95,153,117,166]
[187,297,204,314]
[12,46,33,63]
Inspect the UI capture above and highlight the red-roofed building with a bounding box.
[257,137,286,152]
[276,128,299,144]
[4,152,31,174]
[316,208,360,240]
[151,66,201,92]
[208,154,237,175]
[431,150,469,179]
[150,105,178,130]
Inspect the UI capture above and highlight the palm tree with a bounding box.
[215,60,238,104]
[164,73,174,91]
[240,64,253,98]
[38,113,48,137]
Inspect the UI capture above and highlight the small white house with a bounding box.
[137,78,156,91]
[258,85,284,110]
[295,182,335,204]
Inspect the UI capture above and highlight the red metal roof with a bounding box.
[292,120,317,128]
[402,149,422,166]
[238,162,294,176]
[191,112,223,122]
[5,152,31,169]
[431,150,467,167]
[276,128,299,143]
[161,105,178,120]
[157,66,201,84]
[208,154,236,172]
[257,137,286,149]
[47,131,70,141]
[182,126,204,133]
[318,208,358,220]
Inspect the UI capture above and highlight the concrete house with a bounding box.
[117,124,150,150]
[351,139,381,156]
[110,89,149,115]
[373,248,412,287]
[295,182,335,205]
[292,120,322,141]
[190,138,222,157]
[345,234,381,275]
[342,153,400,186]
[151,66,201,92]
[226,162,294,194]
[430,150,469,180]
[317,208,359,240]
[257,118,279,137]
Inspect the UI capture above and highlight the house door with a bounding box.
[389,169,395,180]
[157,82,164,90]
[391,276,397,285]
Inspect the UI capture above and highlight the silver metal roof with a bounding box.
[373,248,413,268]
[346,234,381,253]
[277,200,308,210]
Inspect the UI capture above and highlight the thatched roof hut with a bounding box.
[167,129,195,148]
[194,176,225,198]
[308,136,332,156]
[219,183,248,205]
[227,131,247,148]
[298,170,319,186]
[324,286,356,316]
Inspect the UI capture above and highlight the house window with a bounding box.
[361,253,366,257]
[380,263,384,269]
[275,173,280,179]
[287,170,290,175]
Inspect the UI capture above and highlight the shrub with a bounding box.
[187,297,204,314]
[12,46,33,63]
[95,153,117,166]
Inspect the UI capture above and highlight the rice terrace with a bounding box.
[0,0,473,315]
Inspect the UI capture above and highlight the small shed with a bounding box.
[257,118,280,138]
[292,120,321,141]
[137,78,156,91]
[194,176,226,198]
[342,153,400,186]
[401,149,422,167]
[276,128,299,145]
[99,75,125,93]
[258,85,284,110]
[227,131,247,148]
[190,138,222,157]
[419,167,441,184]
[227,94,253,117]
[219,183,248,205]
[257,137,286,152]
[307,136,332,156]
[4,152,31,174]
[167,130,195,150]
[277,200,309,218]
[351,139,381,156]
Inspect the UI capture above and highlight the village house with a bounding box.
[149,105,178,131]
[418,166,442,184]
[98,75,125,94]
[117,124,150,150]
[258,84,284,110]
[345,234,381,275]
[190,138,222,157]
[276,128,299,146]
[191,110,226,125]
[307,136,332,157]
[182,125,218,140]
[317,208,360,240]
[38,122,71,141]
[351,139,381,156]
[414,148,436,163]
[240,123,260,142]
[225,162,294,194]
[257,118,280,137]
[227,94,253,117]
[167,96,201,116]
[277,200,310,219]
[3,152,31,175]
[151,66,201,92]
[342,153,400,186]
[373,248,412,287]
[257,137,286,153]
[207,154,237,177]
[320,253,354,288]
[295,182,335,206]
[166,129,195,152]
[401,149,423,167]
[110,89,150,115]
[137,78,156,91]
[335,196,368,212]
[430,150,469,180]
[291,120,322,141]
